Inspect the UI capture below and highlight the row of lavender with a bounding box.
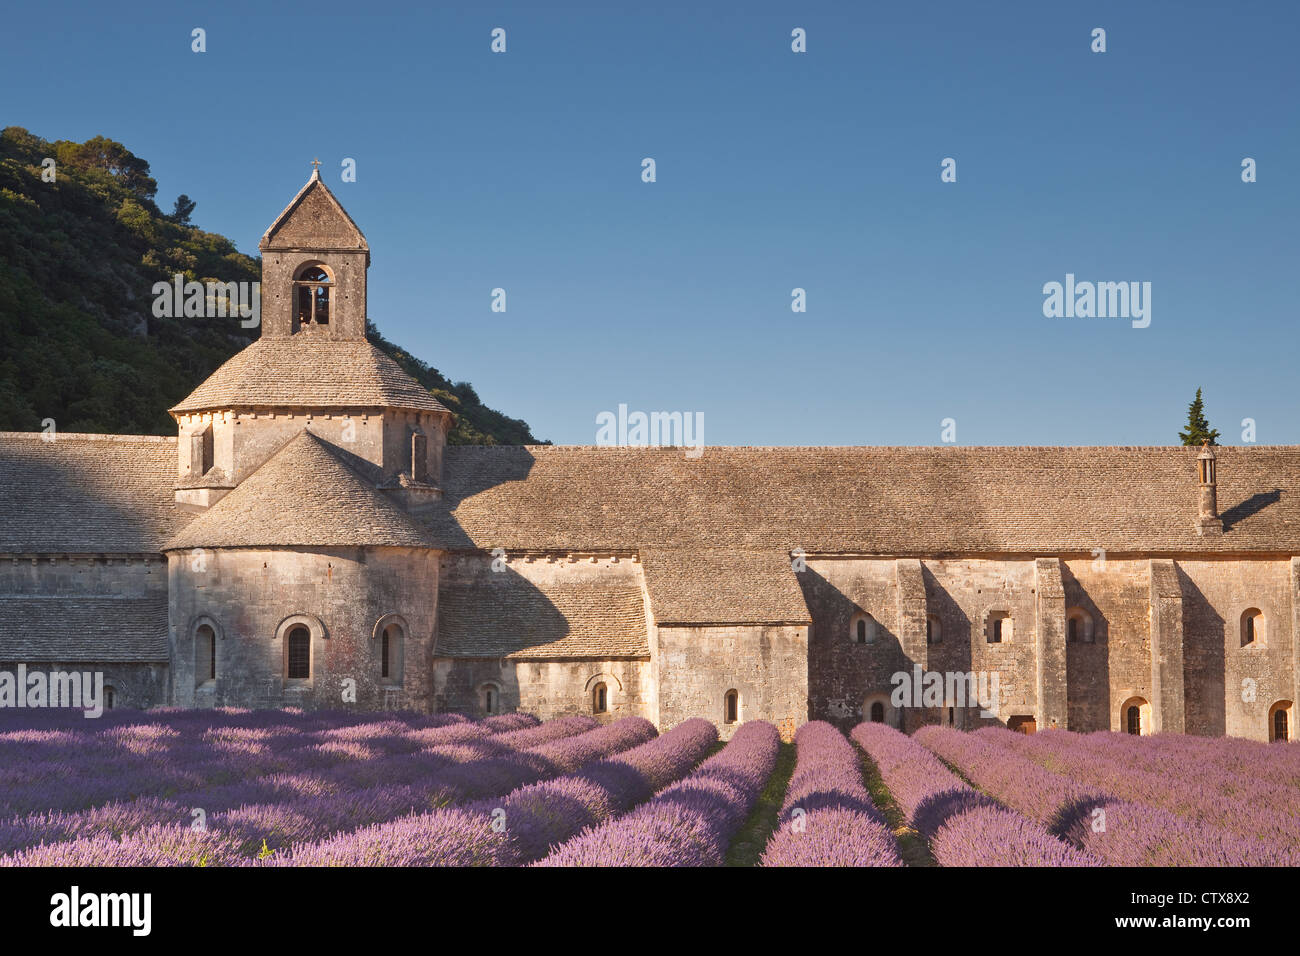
[539,720,780,865]
[0,712,646,862]
[915,726,1300,866]
[271,718,723,866]
[854,723,1096,865]
[761,721,902,866]
[967,727,1300,863]
[7,706,1293,866]
[0,708,539,816]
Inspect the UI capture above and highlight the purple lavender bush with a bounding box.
[977,727,1300,865]
[270,718,717,866]
[760,721,901,867]
[538,720,779,866]
[0,714,654,862]
[855,722,1097,867]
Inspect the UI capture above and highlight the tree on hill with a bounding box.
[169,194,196,225]
[1179,388,1220,446]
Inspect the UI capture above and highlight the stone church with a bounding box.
[0,171,1296,742]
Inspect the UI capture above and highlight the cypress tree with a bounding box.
[1179,388,1221,446]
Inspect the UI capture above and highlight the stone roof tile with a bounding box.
[0,595,169,662]
[642,550,811,625]
[164,430,439,551]
[169,338,452,415]
[0,433,186,553]
[435,574,649,659]
[432,444,1300,555]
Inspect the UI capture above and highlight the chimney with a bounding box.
[1195,441,1222,536]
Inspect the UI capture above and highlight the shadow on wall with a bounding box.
[435,564,589,658]
[1059,563,1111,733]
[798,564,1011,734]
[1176,565,1226,736]
[920,564,975,729]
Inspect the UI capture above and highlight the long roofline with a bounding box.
[451,443,1299,451]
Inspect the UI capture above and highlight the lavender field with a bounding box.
[0,708,1295,867]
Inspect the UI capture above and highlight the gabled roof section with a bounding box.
[435,573,649,659]
[0,433,185,554]
[259,169,369,255]
[164,431,439,551]
[169,337,452,415]
[642,550,811,626]
[0,595,169,662]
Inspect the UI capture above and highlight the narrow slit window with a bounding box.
[287,626,311,679]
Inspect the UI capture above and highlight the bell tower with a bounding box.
[258,162,370,339]
[171,164,454,513]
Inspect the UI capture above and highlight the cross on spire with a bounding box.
[311,157,322,173]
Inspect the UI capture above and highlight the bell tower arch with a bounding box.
[258,165,370,339]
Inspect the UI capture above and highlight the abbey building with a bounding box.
[0,172,1296,742]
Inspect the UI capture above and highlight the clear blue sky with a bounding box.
[3,0,1296,445]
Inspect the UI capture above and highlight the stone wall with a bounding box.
[655,624,808,740]
[0,556,169,710]
[800,558,913,729]
[261,248,369,339]
[802,557,1042,732]
[0,554,165,598]
[168,545,439,711]
[1060,558,1152,732]
[1178,558,1294,739]
[176,409,447,497]
[431,658,653,721]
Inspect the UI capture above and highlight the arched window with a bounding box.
[1241,609,1264,648]
[1269,701,1292,742]
[294,265,331,326]
[104,686,116,710]
[1121,696,1150,736]
[480,683,501,716]
[870,701,885,723]
[195,624,216,685]
[380,623,404,683]
[851,613,876,645]
[987,611,1010,644]
[1066,608,1094,644]
[593,682,608,714]
[926,615,941,645]
[286,625,311,679]
[724,689,739,724]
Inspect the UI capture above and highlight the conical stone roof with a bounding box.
[165,430,439,551]
[170,337,452,415]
